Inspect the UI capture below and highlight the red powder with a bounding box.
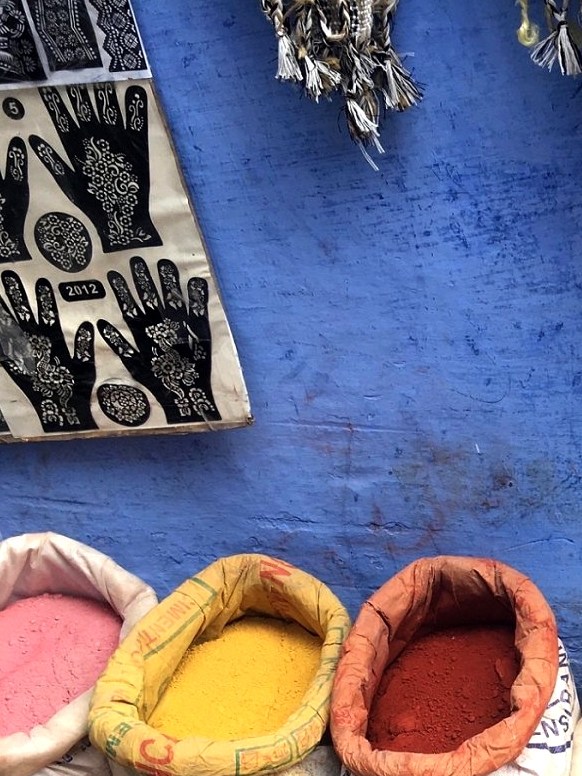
[0,593,122,736]
[367,625,520,754]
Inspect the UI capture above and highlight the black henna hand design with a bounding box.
[98,257,222,425]
[0,271,97,433]
[0,137,32,263]
[29,83,162,254]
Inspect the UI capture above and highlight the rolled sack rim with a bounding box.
[0,531,158,776]
[330,555,559,776]
[88,553,352,776]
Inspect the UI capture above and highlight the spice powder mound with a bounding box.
[367,624,520,754]
[0,593,122,737]
[148,616,322,740]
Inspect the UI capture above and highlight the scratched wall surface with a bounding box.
[2,0,582,672]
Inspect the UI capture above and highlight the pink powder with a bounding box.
[0,593,122,736]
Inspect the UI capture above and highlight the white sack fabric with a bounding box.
[0,531,157,776]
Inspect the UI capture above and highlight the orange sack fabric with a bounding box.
[330,556,559,776]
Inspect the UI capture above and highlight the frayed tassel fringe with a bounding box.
[346,97,379,140]
[277,34,302,81]
[531,21,582,73]
[531,22,582,75]
[266,0,582,158]
[379,49,422,110]
[259,0,421,154]
[558,23,582,73]
[303,56,342,100]
[531,29,559,68]
[521,0,582,75]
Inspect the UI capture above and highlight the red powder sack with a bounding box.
[331,556,559,776]
[0,593,122,737]
[367,625,520,754]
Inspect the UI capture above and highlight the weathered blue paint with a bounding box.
[2,0,582,673]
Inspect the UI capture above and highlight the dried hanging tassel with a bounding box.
[371,9,421,111]
[292,4,341,98]
[345,91,380,141]
[258,0,420,159]
[259,0,302,80]
[277,33,303,80]
[349,90,385,170]
[531,0,582,74]
[382,47,422,110]
[303,55,342,98]
[337,0,420,153]
[340,42,376,96]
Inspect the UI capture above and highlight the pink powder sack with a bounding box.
[0,593,122,737]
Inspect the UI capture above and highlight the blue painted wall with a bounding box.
[2,0,582,673]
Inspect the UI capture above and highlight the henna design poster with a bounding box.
[0,79,251,441]
[0,0,149,88]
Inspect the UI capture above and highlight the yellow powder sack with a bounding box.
[148,616,322,740]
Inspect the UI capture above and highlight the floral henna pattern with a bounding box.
[0,0,46,83]
[0,137,32,263]
[0,196,18,258]
[28,0,102,72]
[97,382,150,426]
[80,137,150,247]
[98,257,221,425]
[35,211,92,272]
[0,271,96,433]
[27,330,80,428]
[29,83,161,254]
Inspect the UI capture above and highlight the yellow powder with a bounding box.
[148,616,322,740]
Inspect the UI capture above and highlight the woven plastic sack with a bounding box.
[88,554,351,776]
[493,637,579,776]
[278,746,342,776]
[35,737,112,776]
[0,532,158,776]
[567,706,582,776]
[110,743,343,776]
[331,556,561,776]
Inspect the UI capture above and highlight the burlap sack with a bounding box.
[331,556,559,776]
[0,532,158,776]
[89,554,351,776]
